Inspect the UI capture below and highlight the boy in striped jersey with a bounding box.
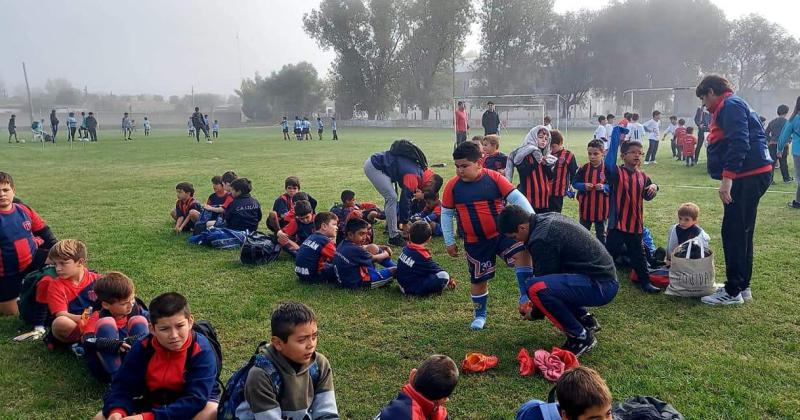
[573,140,609,244]
[604,126,661,293]
[548,130,578,213]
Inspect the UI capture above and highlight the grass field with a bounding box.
[1,126,798,419]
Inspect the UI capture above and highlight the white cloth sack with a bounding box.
[665,238,716,297]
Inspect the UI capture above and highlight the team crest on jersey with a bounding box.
[22,221,32,231]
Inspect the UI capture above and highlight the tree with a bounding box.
[538,10,596,115]
[474,0,555,95]
[45,78,81,106]
[236,63,325,121]
[397,0,473,119]
[721,14,800,94]
[587,0,728,111]
[304,0,409,119]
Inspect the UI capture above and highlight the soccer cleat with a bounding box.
[461,352,498,373]
[561,332,597,357]
[701,287,744,305]
[640,282,661,294]
[387,236,406,247]
[579,313,601,333]
[741,287,753,302]
[784,177,795,184]
[470,317,486,330]
[788,201,800,209]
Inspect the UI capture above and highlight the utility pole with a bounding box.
[22,62,34,125]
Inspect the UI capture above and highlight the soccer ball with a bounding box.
[19,139,26,143]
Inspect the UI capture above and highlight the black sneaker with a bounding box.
[785,177,795,184]
[561,332,597,357]
[789,201,800,209]
[579,313,601,333]
[388,236,406,247]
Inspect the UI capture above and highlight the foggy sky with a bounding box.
[1,0,798,98]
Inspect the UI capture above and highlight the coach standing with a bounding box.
[482,101,500,136]
[694,104,711,162]
[49,110,59,143]
[454,101,468,146]
[696,75,772,306]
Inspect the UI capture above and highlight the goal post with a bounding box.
[621,87,696,117]
[453,94,569,138]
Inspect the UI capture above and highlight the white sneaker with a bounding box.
[701,287,744,305]
[643,161,651,165]
[651,161,657,164]
[741,287,752,301]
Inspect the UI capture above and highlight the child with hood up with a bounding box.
[506,125,556,213]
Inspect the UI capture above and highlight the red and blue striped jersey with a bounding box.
[516,155,552,210]
[483,152,507,173]
[0,203,46,278]
[575,163,609,222]
[375,383,449,420]
[607,165,653,234]
[441,169,516,244]
[283,216,315,244]
[175,197,200,219]
[550,149,578,197]
[206,191,233,209]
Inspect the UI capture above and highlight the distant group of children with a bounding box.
[283,115,338,141]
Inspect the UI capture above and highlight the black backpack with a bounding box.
[390,139,428,170]
[18,265,57,325]
[193,320,224,385]
[240,231,282,265]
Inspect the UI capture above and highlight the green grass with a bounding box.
[1,127,798,419]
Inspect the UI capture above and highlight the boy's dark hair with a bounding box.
[285,176,300,189]
[678,118,686,125]
[195,107,200,111]
[550,130,564,145]
[230,178,252,195]
[598,115,606,123]
[777,104,789,116]
[149,292,191,325]
[341,190,356,202]
[271,301,316,342]
[652,110,661,117]
[94,271,135,303]
[211,175,223,186]
[487,101,494,105]
[497,205,530,235]
[556,367,612,419]
[587,139,604,150]
[409,220,432,245]
[696,74,734,98]
[423,191,438,202]
[427,173,444,194]
[669,115,677,120]
[176,182,195,196]
[543,115,552,123]
[0,171,14,188]
[632,113,640,121]
[686,127,695,134]
[413,355,459,401]
[294,192,310,203]
[624,112,632,120]
[345,217,369,234]
[453,141,482,162]
[221,170,237,184]
[314,212,338,230]
[294,200,313,217]
[606,113,615,120]
[620,141,642,155]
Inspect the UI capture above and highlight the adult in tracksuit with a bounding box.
[481,101,501,136]
[694,105,711,162]
[85,112,98,142]
[191,107,209,142]
[696,75,772,306]
[49,110,59,143]
[364,146,440,247]
[777,96,800,209]
[498,207,618,357]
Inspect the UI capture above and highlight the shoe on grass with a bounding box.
[741,287,753,302]
[387,236,406,247]
[701,287,743,305]
[470,317,486,330]
[579,313,601,333]
[788,201,800,209]
[561,332,597,357]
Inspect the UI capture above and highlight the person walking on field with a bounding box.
[696,75,772,306]
[455,101,468,146]
[482,101,500,136]
[49,110,59,143]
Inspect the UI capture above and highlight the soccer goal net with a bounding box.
[453,94,568,134]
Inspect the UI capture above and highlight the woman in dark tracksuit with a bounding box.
[696,75,773,305]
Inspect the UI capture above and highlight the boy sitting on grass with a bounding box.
[409,191,442,237]
[81,272,149,382]
[47,239,101,346]
[516,366,612,420]
[333,218,396,289]
[268,176,318,232]
[375,355,458,419]
[278,200,315,257]
[666,202,710,263]
[171,182,201,233]
[96,292,219,420]
[202,176,233,226]
[294,212,339,283]
[223,178,262,232]
[396,221,456,296]
[237,302,338,419]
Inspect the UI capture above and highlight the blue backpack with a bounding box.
[218,342,320,420]
[188,227,247,249]
[516,388,560,420]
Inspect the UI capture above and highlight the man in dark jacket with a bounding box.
[49,110,59,143]
[695,74,772,306]
[693,105,711,161]
[85,112,98,142]
[191,107,209,143]
[481,101,500,135]
[765,104,793,184]
[498,206,619,357]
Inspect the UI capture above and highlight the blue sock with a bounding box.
[472,293,488,320]
[515,267,533,304]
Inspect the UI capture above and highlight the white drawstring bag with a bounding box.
[666,238,716,297]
